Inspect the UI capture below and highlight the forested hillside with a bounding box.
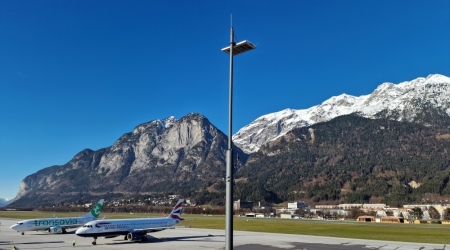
[236,115,450,207]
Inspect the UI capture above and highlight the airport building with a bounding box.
[234,199,253,210]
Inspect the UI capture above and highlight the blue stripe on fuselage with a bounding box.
[76,231,129,237]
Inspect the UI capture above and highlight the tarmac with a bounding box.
[0,218,449,250]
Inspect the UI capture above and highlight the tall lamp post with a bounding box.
[221,27,256,250]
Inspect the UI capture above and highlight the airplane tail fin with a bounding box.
[168,199,184,221]
[83,199,104,218]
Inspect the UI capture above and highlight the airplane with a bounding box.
[76,199,184,245]
[10,199,104,235]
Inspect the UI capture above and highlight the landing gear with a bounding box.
[62,229,67,234]
[124,235,128,240]
[21,232,24,235]
[141,236,148,242]
[92,236,97,245]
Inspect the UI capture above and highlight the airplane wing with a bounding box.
[132,226,175,233]
[61,225,79,229]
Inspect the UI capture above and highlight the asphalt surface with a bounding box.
[0,218,449,250]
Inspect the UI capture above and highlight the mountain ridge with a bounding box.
[233,74,450,153]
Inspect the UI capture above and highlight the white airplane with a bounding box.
[10,199,104,235]
[76,199,184,245]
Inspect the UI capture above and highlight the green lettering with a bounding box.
[34,220,38,226]
[54,220,59,226]
[43,221,48,226]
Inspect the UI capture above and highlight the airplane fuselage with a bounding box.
[75,217,180,238]
[10,199,104,235]
[11,216,95,233]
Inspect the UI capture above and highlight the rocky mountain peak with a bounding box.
[131,116,177,135]
[72,149,94,161]
[11,113,247,206]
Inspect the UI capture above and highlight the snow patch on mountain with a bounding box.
[0,198,12,207]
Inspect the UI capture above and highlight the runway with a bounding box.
[0,218,448,250]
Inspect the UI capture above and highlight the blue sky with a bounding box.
[1,1,450,199]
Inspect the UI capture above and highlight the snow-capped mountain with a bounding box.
[0,198,12,207]
[233,74,450,153]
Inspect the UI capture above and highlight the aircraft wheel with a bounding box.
[92,241,96,245]
[124,235,128,240]
[21,232,24,235]
[141,236,148,242]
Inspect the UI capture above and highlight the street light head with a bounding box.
[221,40,256,56]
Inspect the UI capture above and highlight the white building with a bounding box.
[362,204,386,210]
[288,202,309,209]
[338,204,363,209]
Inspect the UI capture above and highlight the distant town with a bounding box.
[5,195,450,224]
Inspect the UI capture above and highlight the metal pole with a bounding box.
[225,26,234,250]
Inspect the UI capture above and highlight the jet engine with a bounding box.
[49,226,63,234]
[126,232,147,241]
